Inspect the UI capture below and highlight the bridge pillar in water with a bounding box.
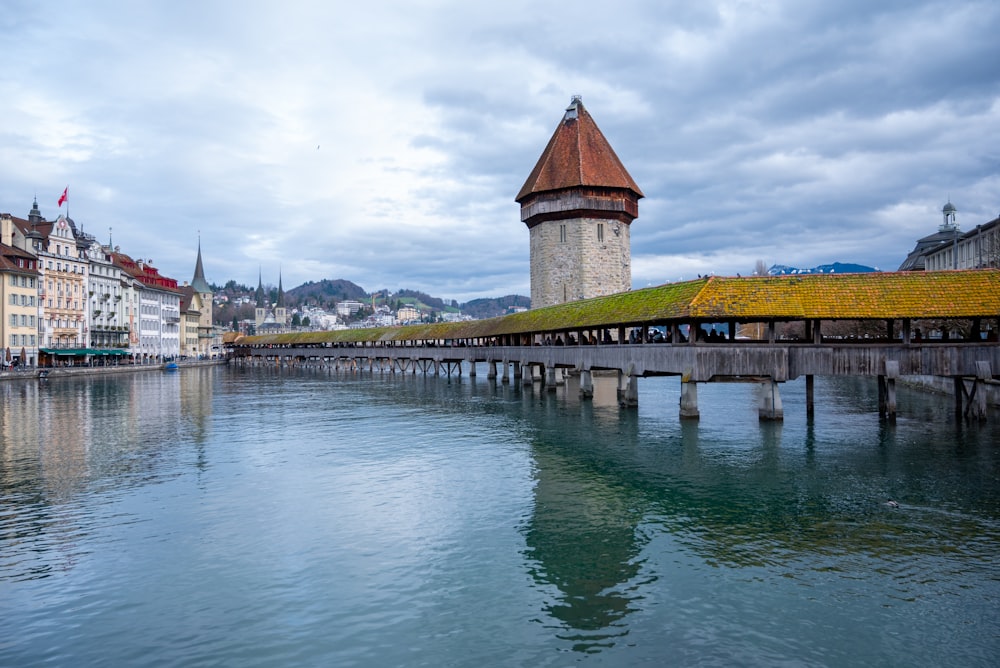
[467,360,476,377]
[805,375,815,418]
[512,362,522,381]
[758,379,784,421]
[878,360,899,422]
[523,363,536,386]
[617,370,638,408]
[679,373,699,420]
[545,365,558,392]
[487,360,497,379]
[501,360,510,384]
[579,369,594,399]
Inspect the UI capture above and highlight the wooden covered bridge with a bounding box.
[231,270,1000,421]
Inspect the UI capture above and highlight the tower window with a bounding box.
[597,223,604,242]
[559,224,567,243]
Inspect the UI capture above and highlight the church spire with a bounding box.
[255,267,267,308]
[276,270,285,308]
[191,235,211,293]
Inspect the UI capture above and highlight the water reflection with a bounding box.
[511,373,1000,653]
[0,368,220,581]
[1,367,998,664]
[523,440,646,652]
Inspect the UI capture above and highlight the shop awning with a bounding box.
[40,348,130,356]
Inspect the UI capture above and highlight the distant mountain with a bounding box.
[769,262,879,275]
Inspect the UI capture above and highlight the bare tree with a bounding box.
[754,259,768,277]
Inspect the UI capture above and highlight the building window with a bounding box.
[598,223,604,242]
[559,224,567,243]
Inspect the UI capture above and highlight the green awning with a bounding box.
[40,348,130,356]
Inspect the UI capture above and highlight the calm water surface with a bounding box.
[1,366,998,666]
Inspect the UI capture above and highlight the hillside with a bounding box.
[287,279,368,305]
[461,295,531,319]
[212,276,530,323]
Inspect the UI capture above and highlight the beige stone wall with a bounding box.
[530,216,631,309]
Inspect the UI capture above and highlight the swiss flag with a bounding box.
[57,187,68,207]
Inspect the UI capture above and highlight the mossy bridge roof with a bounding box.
[238,270,1000,346]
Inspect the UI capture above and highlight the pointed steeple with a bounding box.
[255,268,267,308]
[276,271,285,308]
[191,237,211,293]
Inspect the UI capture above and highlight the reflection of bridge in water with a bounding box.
[233,271,1000,422]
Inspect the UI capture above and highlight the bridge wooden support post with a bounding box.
[467,360,476,377]
[758,379,784,421]
[878,361,899,422]
[679,368,699,419]
[487,360,497,380]
[555,368,566,386]
[501,360,510,384]
[433,360,440,376]
[579,369,594,399]
[512,362,522,381]
[523,363,535,386]
[545,365,557,392]
[805,375,815,418]
[955,362,991,421]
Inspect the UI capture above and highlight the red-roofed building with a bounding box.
[111,251,182,361]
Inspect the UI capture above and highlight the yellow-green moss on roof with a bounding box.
[238,269,1000,346]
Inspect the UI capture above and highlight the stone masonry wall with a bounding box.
[530,216,631,309]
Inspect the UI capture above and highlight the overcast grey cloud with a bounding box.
[1,0,998,301]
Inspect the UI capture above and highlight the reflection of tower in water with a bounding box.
[521,394,647,652]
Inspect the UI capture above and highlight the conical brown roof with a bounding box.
[516,97,643,202]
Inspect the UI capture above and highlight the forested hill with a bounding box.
[288,279,368,303]
[461,295,531,319]
[212,277,530,320]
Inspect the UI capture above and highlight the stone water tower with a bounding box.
[516,96,643,308]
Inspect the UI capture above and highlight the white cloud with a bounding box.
[1,0,998,301]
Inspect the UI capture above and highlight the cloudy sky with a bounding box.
[2,0,998,301]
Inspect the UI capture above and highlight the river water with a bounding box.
[1,366,998,667]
